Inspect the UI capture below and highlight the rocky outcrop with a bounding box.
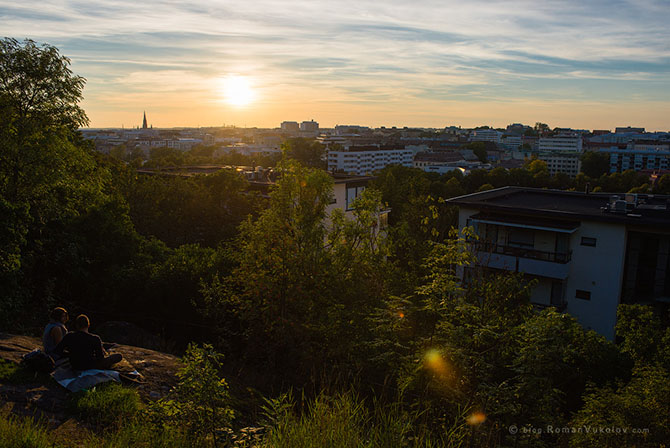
[0,332,181,439]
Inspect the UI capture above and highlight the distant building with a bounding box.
[604,142,670,173]
[449,187,670,340]
[470,129,502,144]
[300,120,319,132]
[537,134,583,177]
[502,135,522,151]
[142,111,148,130]
[327,145,414,175]
[615,127,645,134]
[538,134,583,153]
[334,125,370,135]
[281,121,299,132]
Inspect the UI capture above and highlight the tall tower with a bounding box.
[142,111,148,129]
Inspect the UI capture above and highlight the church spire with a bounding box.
[142,111,148,129]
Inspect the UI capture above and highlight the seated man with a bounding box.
[54,314,122,371]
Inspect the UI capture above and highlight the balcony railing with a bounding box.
[473,241,572,264]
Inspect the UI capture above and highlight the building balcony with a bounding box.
[473,241,572,279]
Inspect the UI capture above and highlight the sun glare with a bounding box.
[221,75,256,107]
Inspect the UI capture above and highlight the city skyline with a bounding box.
[2,0,669,130]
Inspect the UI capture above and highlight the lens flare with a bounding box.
[424,349,450,377]
[467,411,487,426]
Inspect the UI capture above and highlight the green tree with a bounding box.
[0,38,111,326]
[203,161,389,381]
[465,142,488,163]
[653,174,670,194]
[571,367,670,447]
[281,138,325,168]
[580,151,610,178]
[0,38,103,221]
[534,122,550,135]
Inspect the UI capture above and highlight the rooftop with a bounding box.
[448,187,670,229]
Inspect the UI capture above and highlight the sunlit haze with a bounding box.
[220,75,256,107]
[2,0,669,129]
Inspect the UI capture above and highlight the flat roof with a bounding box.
[448,187,670,230]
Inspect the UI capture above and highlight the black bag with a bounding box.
[22,349,55,373]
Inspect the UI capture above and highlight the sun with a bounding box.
[221,75,256,107]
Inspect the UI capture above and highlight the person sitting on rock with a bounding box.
[54,314,122,371]
[43,307,69,359]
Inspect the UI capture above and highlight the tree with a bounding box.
[580,151,610,178]
[534,122,550,135]
[571,367,670,447]
[0,38,97,210]
[203,161,389,381]
[0,39,111,325]
[654,174,670,194]
[281,138,325,168]
[0,38,104,221]
[465,142,488,163]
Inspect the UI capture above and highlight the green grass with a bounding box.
[0,359,52,385]
[69,382,142,428]
[261,392,458,448]
[0,413,60,448]
[85,421,191,448]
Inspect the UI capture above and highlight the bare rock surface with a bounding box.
[0,332,181,445]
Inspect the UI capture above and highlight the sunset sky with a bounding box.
[2,0,669,130]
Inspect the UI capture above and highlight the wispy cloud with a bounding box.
[1,0,669,128]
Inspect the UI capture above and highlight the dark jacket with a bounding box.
[54,331,104,371]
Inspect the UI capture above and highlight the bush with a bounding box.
[152,344,234,447]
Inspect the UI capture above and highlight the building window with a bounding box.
[346,185,365,210]
[575,289,591,300]
[508,229,534,249]
[580,237,597,247]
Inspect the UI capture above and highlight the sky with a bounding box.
[2,0,670,130]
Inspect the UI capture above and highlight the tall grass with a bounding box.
[261,391,467,448]
[86,421,191,448]
[69,382,142,428]
[0,414,56,448]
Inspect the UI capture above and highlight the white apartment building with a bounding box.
[449,187,670,340]
[327,147,414,175]
[536,134,583,176]
[541,153,582,177]
[538,134,583,152]
[470,129,502,144]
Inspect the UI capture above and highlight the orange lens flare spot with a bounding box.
[467,412,487,426]
[423,349,449,376]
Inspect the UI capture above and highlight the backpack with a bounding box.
[22,349,55,373]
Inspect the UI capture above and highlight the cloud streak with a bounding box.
[1,0,669,128]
